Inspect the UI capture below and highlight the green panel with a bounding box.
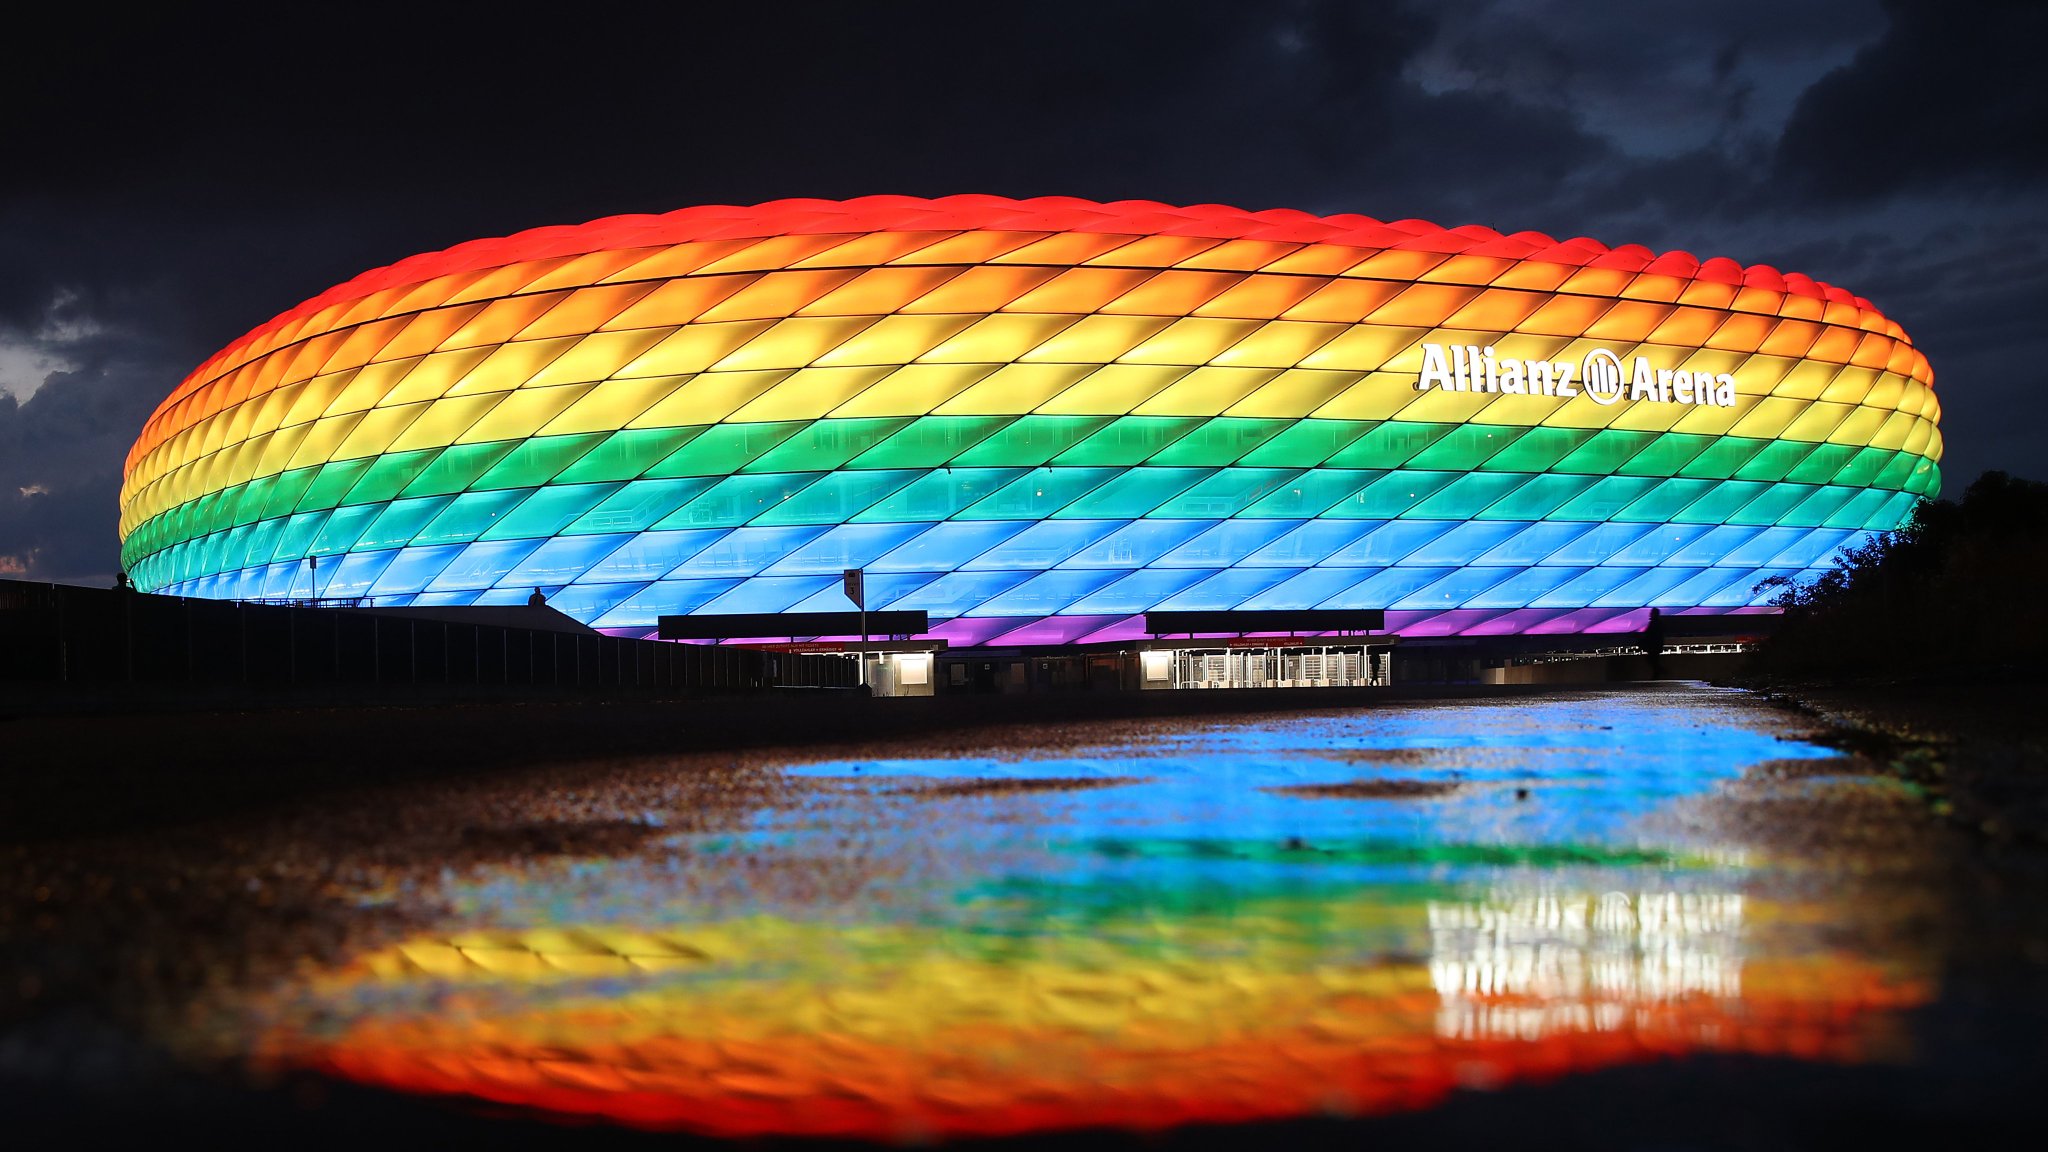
[1479,426,1595,473]
[561,477,719,534]
[1780,484,1857,528]
[1727,482,1816,526]
[271,510,332,562]
[1784,442,1861,485]
[356,496,456,551]
[552,427,707,485]
[413,488,533,545]
[1550,475,1659,521]
[1823,487,1894,530]
[1149,468,1304,518]
[1617,433,1713,478]
[1237,419,1375,468]
[1554,430,1656,475]
[296,458,374,512]
[1336,470,1460,518]
[1145,418,1293,466]
[241,516,286,567]
[308,502,382,556]
[950,416,1118,467]
[1408,472,1531,519]
[751,469,925,526]
[479,483,624,541]
[1904,457,1941,495]
[204,482,250,535]
[641,421,805,478]
[1475,473,1598,520]
[1052,467,1211,519]
[473,432,609,490]
[1872,451,1919,491]
[848,416,1016,469]
[1325,422,1454,469]
[1615,477,1718,523]
[852,467,1027,523]
[232,476,278,528]
[340,449,441,507]
[1404,424,1529,472]
[958,466,1121,520]
[217,524,253,574]
[400,440,522,497]
[1830,446,1895,490]
[1242,469,1382,517]
[743,417,917,474]
[1051,416,1205,466]
[1732,439,1820,483]
[1676,436,1767,480]
[260,466,321,519]
[653,473,826,530]
[1670,479,1771,525]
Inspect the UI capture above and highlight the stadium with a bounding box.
[115,196,1940,689]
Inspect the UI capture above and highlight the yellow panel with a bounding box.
[535,378,686,437]
[1730,354,1796,398]
[695,268,863,322]
[240,384,299,443]
[1895,379,1929,422]
[918,313,1078,364]
[1381,385,1500,425]
[1118,317,1263,365]
[442,292,570,350]
[892,230,1045,266]
[286,412,363,469]
[1296,325,1428,372]
[1728,396,1812,440]
[1667,394,1750,437]
[934,363,1096,415]
[1770,359,1845,401]
[1922,426,1944,464]
[516,283,662,340]
[828,363,1002,418]
[598,240,764,284]
[1604,396,1688,433]
[795,266,964,317]
[1469,393,1568,427]
[1860,371,1905,412]
[523,329,675,389]
[1021,314,1175,364]
[1705,312,1775,352]
[1902,418,1934,456]
[693,233,856,276]
[614,321,777,377]
[1210,321,1346,368]
[385,393,507,453]
[1489,332,1576,364]
[727,365,896,422]
[1309,372,1440,421]
[453,384,597,444]
[380,347,496,407]
[599,275,754,330]
[332,402,429,460]
[1131,366,1278,417]
[218,396,261,451]
[253,422,315,477]
[444,337,584,397]
[901,264,1060,314]
[812,314,980,367]
[318,316,411,377]
[1659,347,1747,377]
[1192,273,1326,319]
[1084,233,1222,268]
[1826,404,1890,447]
[1644,306,1726,347]
[710,316,878,372]
[1034,364,1191,415]
[308,368,375,420]
[1005,267,1156,314]
[624,372,790,429]
[792,230,958,269]
[1539,393,1627,432]
[1819,366,1880,405]
[1100,269,1242,315]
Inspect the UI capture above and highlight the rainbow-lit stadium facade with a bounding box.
[118,196,1940,644]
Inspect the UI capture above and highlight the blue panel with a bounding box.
[594,578,743,625]
[1662,567,1750,607]
[410,589,484,607]
[1594,565,1708,608]
[756,522,935,576]
[503,533,638,586]
[961,519,1125,571]
[1235,568,1360,610]
[1530,565,1644,608]
[870,520,1032,572]
[1701,568,1780,607]
[787,571,942,613]
[1669,524,1765,567]
[1317,567,1458,608]
[1155,519,1304,569]
[425,538,547,593]
[1240,520,1379,567]
[321,549,398,597]
[309,503,382,556]
[971,569,1128,616]
[1057,519,1215,569]
[1403,520,1527,566]
[1766,527,1861,569]
[696,576,839,616]
[368,544,469,596]
[893,570,1036,614]
[584,529,727,583]
[1722,525,1811,567]
[1547,522,1659,565]
[1064,568,1213,614]
[1606,523,1715,566]
[546,581,647,621]
[357,496,456,551]
[1463,565,1587,609]
[258,560,303,599]
[851,467,1026,523]
[1325,520,1459,566]
[1155,567,1300,610]
[1394,566,1520,610]
[667,525,830,578]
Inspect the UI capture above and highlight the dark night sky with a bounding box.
[3,0,2043,583]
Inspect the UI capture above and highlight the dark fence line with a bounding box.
[0,580,856,693]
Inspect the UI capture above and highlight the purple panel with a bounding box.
[1072,615,1150,644]
[1526,606,1637,634]
[927,616,1034,648]
[983,615,1127,647]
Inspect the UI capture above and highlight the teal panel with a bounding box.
[478,483,625,541]
[851,467,1028,523]
[1476,473,1597,520]
[1052,468,1212,519]
[1671,479,1772,525]
[653,473,826,530]
[1408,472,1531,519]
[751,470,924,525]
[413,488,533,545]
[1338,470,1460,518]
[1241,469,1383,518]
[308,502,382,556]
[1780,484,1858,528]
[356,496,455,551]
[561,477,720,535]
[957,467,1121,520]
[1150,468,1307,519]
[1615,477,1718,523]
[1550,475,1660,521]
[271,510,332,562]
[1728,481,1817,526]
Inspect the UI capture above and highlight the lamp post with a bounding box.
[843,568,866,690]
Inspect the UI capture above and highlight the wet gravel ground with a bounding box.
[3,681,2046,1150]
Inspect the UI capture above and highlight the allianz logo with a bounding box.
[1415,341,1739,408]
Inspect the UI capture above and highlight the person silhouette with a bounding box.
[527,587,547,607]
[1644,607,1666,678]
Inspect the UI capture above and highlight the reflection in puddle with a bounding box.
[245,688,1932,1139]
